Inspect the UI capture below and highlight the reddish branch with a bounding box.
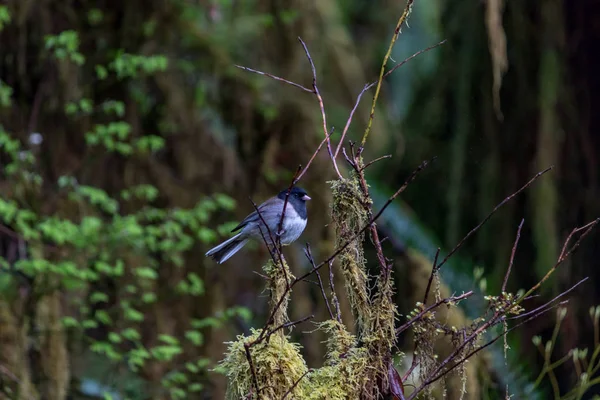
[502,218,524,292]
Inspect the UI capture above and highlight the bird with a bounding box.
[205,186,311,264]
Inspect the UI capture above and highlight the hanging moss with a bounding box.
[330,177,371,336]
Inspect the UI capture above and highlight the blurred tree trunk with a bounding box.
[0,0,401,398]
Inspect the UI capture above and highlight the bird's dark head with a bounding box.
[278,186,311,202]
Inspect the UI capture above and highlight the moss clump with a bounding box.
[263,259,294,331]
[219,328,308,400]
[303,321,370,400]
[330,178,371,336]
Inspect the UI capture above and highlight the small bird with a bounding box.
[205,187,311,264]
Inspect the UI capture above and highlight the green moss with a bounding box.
[330,178,372,336]
[219,329,308,399]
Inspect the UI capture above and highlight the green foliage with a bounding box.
[44,30,86,65]
[0,14,250,397]
[0,5,11,31]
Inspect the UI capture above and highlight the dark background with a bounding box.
[1,0,599,398]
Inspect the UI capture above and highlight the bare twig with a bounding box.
[333,39,447,159]
[361,0,414,147]
[558,218,599,262]
[421,300,566,391]
[281,369,312,400]
[244,343,261,398]
[265,314,314,340]
[304,244,335,320]
[509,277,588,321]
[435,167,553,273]
[502,218,524,292]
[295,127,335,183]
[328,260,342,323]
[521,218,599,301]
[396,291,474,335]
[359,154,392,172]
[297,37,343,180]
[234,65,313,93]
[422,248,440,305]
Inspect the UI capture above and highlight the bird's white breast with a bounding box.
[281,205,307,244]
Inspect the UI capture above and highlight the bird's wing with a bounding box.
[230,197,282,232]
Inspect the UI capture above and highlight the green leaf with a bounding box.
[124,307,144,322]
[90,292,109,304]
[142,292,157,303]
[96,65,108,80]
[185,362,199,373]
[188,383,204,392]
[108,332,122,343]
[214,193,236,210]
[61,316,80,328]
[135,267,158,280]
[151,345,182,361]
[0,6,11,31]
[121,328,141,341]
[95,310,112,325]
[184,330,204,346]
[158,334,179,346]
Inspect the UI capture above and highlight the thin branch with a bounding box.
[521,218,599,301]
[396,291,474,335]
[361,0,414,147]
[359,154,392,172]
[328,260,342,323]
[295,127,335,183]
[244,343,261,398]
[265,314,314,340]
[297,37,343,180]
[281,369,311,400]
[333,40,447,160]
[502,218,524,292]
[435,167,553,273]
[234,65,313,93]
[422,248,440,305]
[421,301,564,391]
[559,218,599,261]
[509,277,587,321]
[304,244,334,320]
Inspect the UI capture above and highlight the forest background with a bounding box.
[1,0,600,399]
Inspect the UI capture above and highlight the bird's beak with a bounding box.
[302,195,311,201]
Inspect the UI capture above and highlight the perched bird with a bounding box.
[205,187,311,264]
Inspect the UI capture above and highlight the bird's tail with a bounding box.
[205,233,248,264]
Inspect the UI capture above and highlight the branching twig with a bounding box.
[396,291,474,336]
[359,154,392,172]
[333,39,447,159]
[422,300,567,391]
[509,277,588,321]
[521,218,599,301]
